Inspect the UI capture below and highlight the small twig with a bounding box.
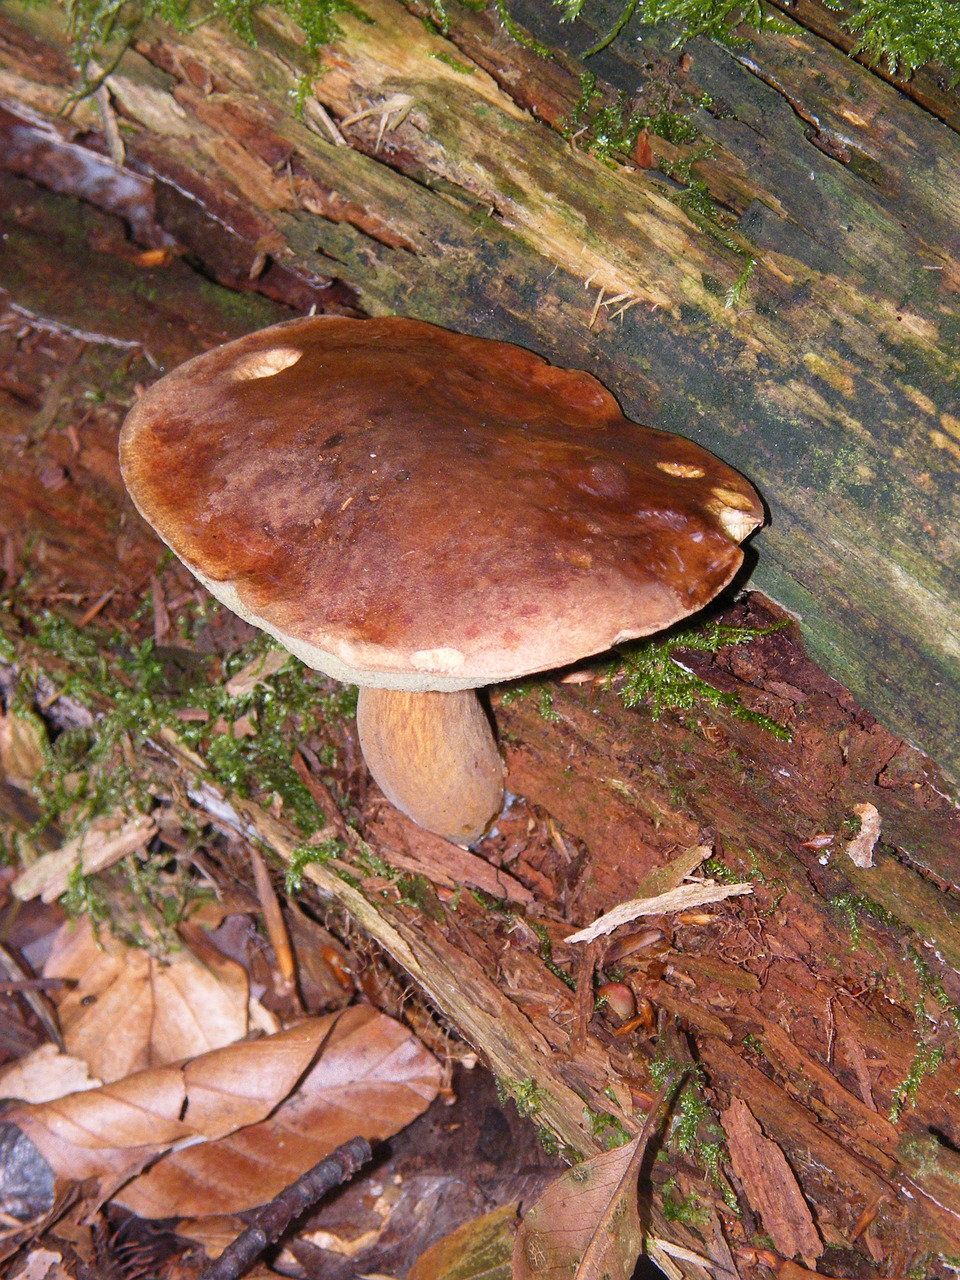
[303,97,348,147]
[77,588,115,628]
[94,82,125,166]
[588,286,606,328]
[248,844,302,1009]
[199,1137,373,1280]
[0,977,73,993]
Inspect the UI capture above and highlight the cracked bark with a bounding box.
[0,0,957,786]
[2,5,960,1273]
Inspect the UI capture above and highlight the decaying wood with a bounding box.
[0,0,957,782]
[2,8,960,1277]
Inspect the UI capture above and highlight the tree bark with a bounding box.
[1,0,958,782]
[3,5,960,1276]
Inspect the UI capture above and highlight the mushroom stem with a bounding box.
[356,687,504,844]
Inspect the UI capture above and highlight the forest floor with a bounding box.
[2,163,960,1280]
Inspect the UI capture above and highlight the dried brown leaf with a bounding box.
[407,1203,518,1280]
[9,1019,332,1184]
[512,1079,674,1280]
[0,708,47,789]
[41,918,255,1082]
[116,1004,441,1217]
[15,1247,70,1280]
[512,1139,644,1280]
[223,648,289,697]
[0,1045,101,1104]
[844,802,881,868]
[721,1097,821,1267]
[10,1062,192,1181]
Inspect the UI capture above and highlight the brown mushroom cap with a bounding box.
[120,316,763,691]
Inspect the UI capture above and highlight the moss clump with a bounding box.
[611,621,791,739]
[285,837,345,892]
[499,682,561,723]
[531,921,577,990]
[890,1042,946,1121]
[561,0,960,83]
[563,70,702,163]
[496,1074,550,1118]
[59,0,367,93]
[828,891,900,948]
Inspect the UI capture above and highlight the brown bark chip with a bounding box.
[721,1097,822,1268]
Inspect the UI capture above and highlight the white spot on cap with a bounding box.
[231,347,303,380]
[706,486,761,541]
[411,647,465,672]
[711,485,756,512]
[708,499,759,541]
[657,462,705,478]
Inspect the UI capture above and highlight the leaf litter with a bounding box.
[4,209,941,1278]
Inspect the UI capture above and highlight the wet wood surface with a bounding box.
[0,0,958,787]
[2,164,960,1276]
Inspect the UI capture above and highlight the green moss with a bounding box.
[890,1042,946,1122]
[909,947,960,1031]
[661,1178,708,1226]
[828,891,900,949]
[62,861,112,932]
[497,1075,549,1118]
[561,0,960,82]
[611,621,791,739]
[499,681,561,722]
[845,0,960,80]
[673,1080,708,1153]
[58,0,368,91]
[562,71,700,164]
[586,1107,633,1148]
[285,837,344,892]
[531,922,577,990]
[430,49,475,73]
[724,255,755,310]
[1,589,362,942]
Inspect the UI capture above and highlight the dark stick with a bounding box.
[198,1137,373,1280]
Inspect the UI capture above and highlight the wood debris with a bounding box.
[721,1097,822,1267]
[565,878,752,944]
[844,802,881,868]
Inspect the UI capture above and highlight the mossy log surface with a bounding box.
[3,159,960,1277]
[2,11,959,1274]
[0,0,958,783]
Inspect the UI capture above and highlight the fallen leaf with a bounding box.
[15,1247,67,1280]
[513,1142,642,1279]
[407,1203,518,1280]
[512,1079,674,1279]
[41,916,260,1082]
[0,1045,101,1103]
[116,1004,441,1217]
[224,648,290,697]
[721,1097,821,1267]
[12,811,157,902]
[0,707,47,789]
[8,1019,335,1184]
[565,879,752,944]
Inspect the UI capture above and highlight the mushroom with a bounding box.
[119,317,763,844]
